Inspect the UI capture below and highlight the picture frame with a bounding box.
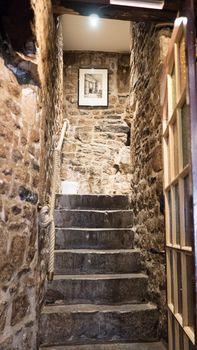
[78,68,108,107]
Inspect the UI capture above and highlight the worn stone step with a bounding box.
[54,249,141,275]
[40,344,165,350]
[55,194,131,210]
[46,273,148,305]
[55,228,135,250]
[39,303,159,346]
[55,210,133,229]
[95,124,129,133]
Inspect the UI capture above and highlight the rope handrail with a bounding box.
[39,119,70,281]
[57,120,69,151]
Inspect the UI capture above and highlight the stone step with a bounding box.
[95,124,130,133]
[40,344,166,350]
[55,194,131,210]
[54,249,141,275]
[39,303,159,346]
[55,228,135,250]
[45,273,148,305]
[55,210,133,229]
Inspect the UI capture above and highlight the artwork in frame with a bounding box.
[78,68,108,107]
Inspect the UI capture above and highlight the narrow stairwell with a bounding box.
[39,194,165,349]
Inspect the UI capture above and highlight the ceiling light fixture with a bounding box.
[110,0,164,10]
[89,14,100,27]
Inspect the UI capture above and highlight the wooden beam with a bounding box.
[163,0,181,12]
[53,0,180,10]
[52,0,178,23]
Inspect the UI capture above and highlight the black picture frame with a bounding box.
[78,68,108,107]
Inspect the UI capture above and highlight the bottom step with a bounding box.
[40,303,159,346]
[40,342,166,350]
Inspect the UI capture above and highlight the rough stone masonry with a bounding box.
[0,0,63,348]
[62,51,132,194]
[129,22,171,339]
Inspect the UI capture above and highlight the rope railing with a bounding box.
[39,119,70,281]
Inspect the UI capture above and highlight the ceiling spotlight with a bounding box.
[110,0,164,10]
[89,14,100,27]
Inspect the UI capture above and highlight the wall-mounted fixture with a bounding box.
[89,13,100,27]
[110,0,164,9]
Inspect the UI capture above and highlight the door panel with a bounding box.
[161,15,196,349]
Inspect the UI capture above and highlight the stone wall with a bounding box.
[129,22,171,338]
[0,0,63,348]
[61,51,131,194]
[31,0,64,201]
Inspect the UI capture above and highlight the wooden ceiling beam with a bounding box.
[163,0,181,11]
[52,0,179,23]
[52,0,181,22]
[53,0,180,10]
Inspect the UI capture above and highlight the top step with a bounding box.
[55,194,131,210]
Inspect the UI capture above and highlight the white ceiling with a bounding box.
[61,14,130,53]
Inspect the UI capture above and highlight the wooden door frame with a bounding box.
[179,0,197,341]
[161,1,197,346]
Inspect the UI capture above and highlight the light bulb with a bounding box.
[89,14,99,28]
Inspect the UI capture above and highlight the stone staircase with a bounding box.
[39,194,166,349]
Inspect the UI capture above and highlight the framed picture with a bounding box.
[78,68,108,107]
